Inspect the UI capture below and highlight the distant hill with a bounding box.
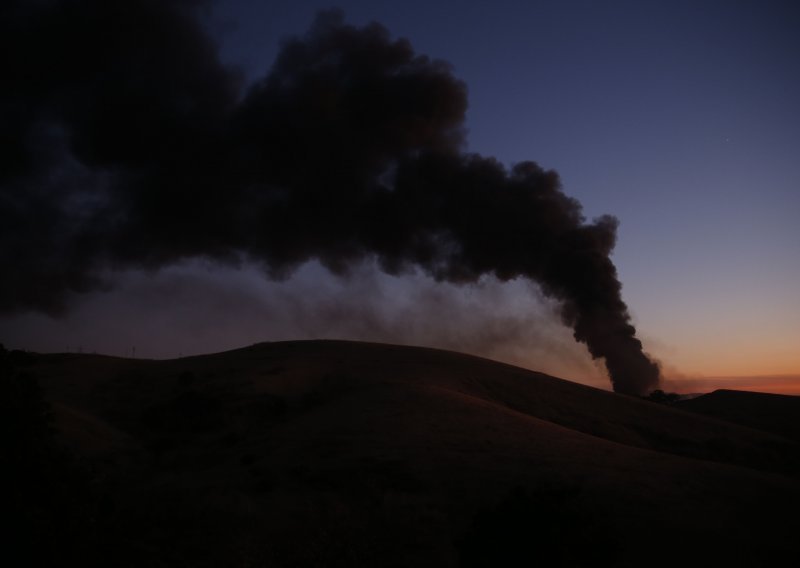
[9,340,800,567]
[676,389,800,442]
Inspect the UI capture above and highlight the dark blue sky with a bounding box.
[3,0,798,387]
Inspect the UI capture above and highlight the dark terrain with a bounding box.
[4,341,799,567]
[676,389,800,443]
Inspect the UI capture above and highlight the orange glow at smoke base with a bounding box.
[570,374,800,396]
[509,348,800,396]
[662,347,800,394]
[675,376,800,396]
[670,347,800,379]
[634,313,800,383]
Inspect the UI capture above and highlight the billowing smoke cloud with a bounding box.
[0,0,660,394]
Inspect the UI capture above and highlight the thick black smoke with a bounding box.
[0,0,660,395]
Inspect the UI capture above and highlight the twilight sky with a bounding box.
[2,0,798,393]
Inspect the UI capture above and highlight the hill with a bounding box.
[8,340,800,567]
[676,389,800,442]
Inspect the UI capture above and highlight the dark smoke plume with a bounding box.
[0,0,660,395]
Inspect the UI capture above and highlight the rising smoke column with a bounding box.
[0,1,660,395]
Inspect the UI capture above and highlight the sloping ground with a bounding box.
[677,389,800,442]
[22,341,800,567]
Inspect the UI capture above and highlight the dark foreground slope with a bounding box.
[9,341,800,567]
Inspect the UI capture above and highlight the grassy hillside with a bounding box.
[7,341,800,567]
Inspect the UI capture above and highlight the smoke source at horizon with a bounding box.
[0,0,660,395]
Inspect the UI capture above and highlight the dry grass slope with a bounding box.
[10,340,800,567]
